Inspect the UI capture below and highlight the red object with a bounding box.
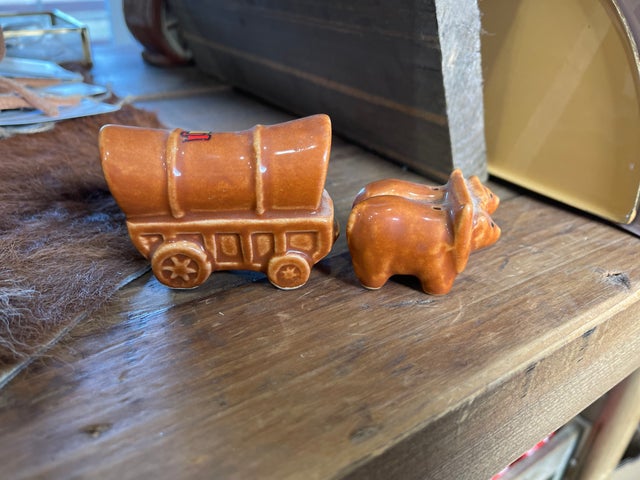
[180,131,211,142]
[491,433,556,480]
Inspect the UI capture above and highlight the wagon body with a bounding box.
[127,192,335,289]
[99,115,336,289]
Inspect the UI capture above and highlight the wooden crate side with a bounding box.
[167,0,486,181]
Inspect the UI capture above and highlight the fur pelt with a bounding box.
[0,104,163,372]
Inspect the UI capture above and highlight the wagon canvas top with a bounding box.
[100,114,332,220]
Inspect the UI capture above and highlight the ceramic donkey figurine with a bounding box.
[346,169,501,295]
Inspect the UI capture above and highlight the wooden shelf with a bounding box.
[1,44,639,480]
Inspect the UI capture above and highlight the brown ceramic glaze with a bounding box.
[352,174,500,214]
[99,114,337,289]
[346,169,500,295]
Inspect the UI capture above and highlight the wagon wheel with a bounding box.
[267,254,311,290]
[151,241,212,289]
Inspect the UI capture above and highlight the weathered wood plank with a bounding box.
[1,43,638,480]
[0,135,638,479]
[167,0,486,181]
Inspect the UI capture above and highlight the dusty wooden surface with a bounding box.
[1,45,640,480]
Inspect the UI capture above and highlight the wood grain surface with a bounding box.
[2,138,639,479]
[166,0,487,181]
[1,45,639,480]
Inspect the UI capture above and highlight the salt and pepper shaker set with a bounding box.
[100,114,500,295]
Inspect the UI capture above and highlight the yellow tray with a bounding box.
[482,0,640,226]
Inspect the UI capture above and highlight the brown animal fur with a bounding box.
[0,104,163,374]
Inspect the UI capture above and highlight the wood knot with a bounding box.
[80,422,113,438]
[603,272,631,290]
[349,424,382,444]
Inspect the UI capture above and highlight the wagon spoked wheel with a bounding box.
[151,241,212,289]
[268,253,312,290]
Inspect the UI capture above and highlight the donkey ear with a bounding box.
[453,203,473,273]
[447,169,474,273]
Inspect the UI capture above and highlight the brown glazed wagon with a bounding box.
[99,114,336,289]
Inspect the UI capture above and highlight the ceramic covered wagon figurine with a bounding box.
[346,170,501,295]
[99,114,337,290]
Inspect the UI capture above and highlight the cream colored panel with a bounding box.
[482,0,640,223]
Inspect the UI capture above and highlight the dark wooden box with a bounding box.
[166,0,486,182]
